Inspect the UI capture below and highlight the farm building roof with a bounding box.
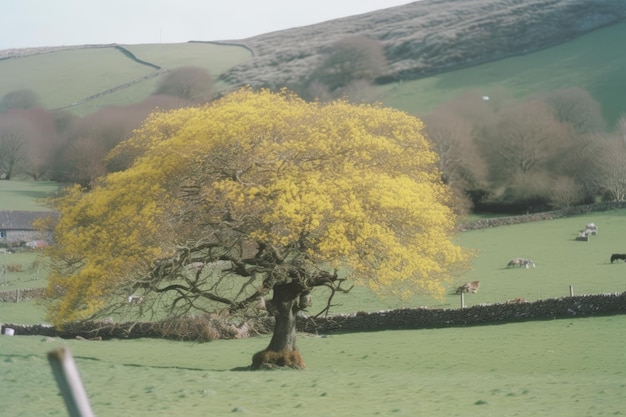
[0,210,58,231]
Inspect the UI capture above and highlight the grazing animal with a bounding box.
[506,297,527,304]
[610,253,626,263]
[586,223,598,235]
[456,281,480,294]
[506,258,524,268]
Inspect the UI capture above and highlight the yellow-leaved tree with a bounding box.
[43,88,470,369]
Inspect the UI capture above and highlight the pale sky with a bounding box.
[0,0,415,51]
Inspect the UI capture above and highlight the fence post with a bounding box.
[569,285,574,297]
[460,292,465,308]
[48,347,95,417]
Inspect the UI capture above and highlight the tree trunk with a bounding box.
[251,281,307,370]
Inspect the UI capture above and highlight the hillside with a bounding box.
[0,43,252,114]
[220,0,626,88]
[1,0,625,117]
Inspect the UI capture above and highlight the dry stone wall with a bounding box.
[458,202,626,231]
[297,292,626,334]
[2,292,625,340]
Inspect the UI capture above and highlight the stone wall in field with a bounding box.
[296,292,626,334]
[458,201,626,231]
[2,292,625,340]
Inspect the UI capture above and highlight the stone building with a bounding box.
[0,211,57,245]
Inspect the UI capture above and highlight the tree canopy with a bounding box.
[43,88,470,368]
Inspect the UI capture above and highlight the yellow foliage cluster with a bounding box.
[44,87,470,325]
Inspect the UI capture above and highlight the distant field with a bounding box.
[0,47,154,110]
[72,43,252,115]
[380,21,626,128]
[123,42,252,75]
[2,181,626,323]
[0,180,59,211]
[2,21,625,125]
[0,43,251,115]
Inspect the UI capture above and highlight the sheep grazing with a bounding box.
[507,258,524,268]
[577,223,598,241]
[456,281,480,294]
[507,258,535,268]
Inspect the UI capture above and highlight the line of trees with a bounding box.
[2,38,626,213]
[0,66,213,185]
[422,87,626,212]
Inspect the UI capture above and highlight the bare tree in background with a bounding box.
[306,35,386,100]
[154,66,214,103]
[52,95,190,184]
[56,138,107,187]
[593,131,626,201]
[423,111,488,213]
[551,131,605,203]
[549,175,583,208]
[478,98,570,188]
[542,87,606,134]
[0,125,26,179]
[0,89,41,112]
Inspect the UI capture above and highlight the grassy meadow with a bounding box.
[380,20,626,129]
[2,21,626,129]
[1,316,624,416]
[0,180,59,211]
[0,43,251,115]
[2,184,626,416]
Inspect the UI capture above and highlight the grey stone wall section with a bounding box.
[457,202,626,231]
[297,292,626,334]
[2,292,625,340]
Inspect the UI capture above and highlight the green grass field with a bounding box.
[0,180,59,211]
[1,316,624,416]
[1,182,625,416]
[380,21,626,128]
[0,48,155,110]
[0,43,251,115]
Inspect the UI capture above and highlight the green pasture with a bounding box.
[0,180,59,211]
[0,43,251,115]
[1,182,625,416]
[123,43,252,75]
[380,21,626,128]
[0,48,155,110]
[5,207,626,323]
[0,316,624,416]
[69,43,252,115]
[2,181,626,322]
[4,21,626,126]
[318,209,626,312]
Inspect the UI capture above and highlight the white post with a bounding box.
[569,285,574,297]
[460,292,465,308]
[48,347,95,417]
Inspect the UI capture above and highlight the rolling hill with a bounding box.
[1,0,625,125]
